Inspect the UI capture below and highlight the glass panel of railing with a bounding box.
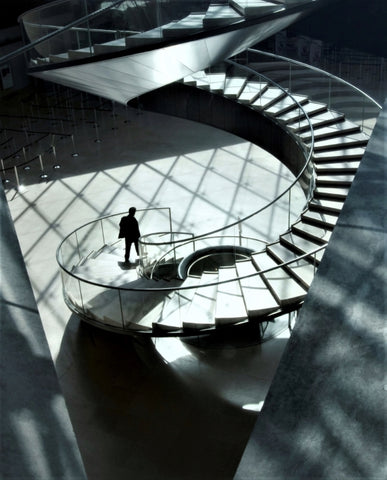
[77,280,124,328]
[74,220,105,261]
[245,49,381,136]
[119,287,172,331]
[62,270,85,314]
[59,231,81,270]
[140,231,194,278]
[224,60,314,214]
[20,0,227,65]
[145,233,267,281]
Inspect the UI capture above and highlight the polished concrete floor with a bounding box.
[3,86,303,479]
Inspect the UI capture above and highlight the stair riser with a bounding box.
[314,140,368,152]
[253,92,287,111]
[314,191,348,201]
[315,166,359,175]
[301,125,360,142]
[267,250,314,291]
[267,99,308,117]
[313,154,364,163]
[285,111,342,129]
[316,178,354,187]
[308,203,343,215]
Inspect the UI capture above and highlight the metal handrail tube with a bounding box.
[22,22,139,36]
[59,241,327,293]
[130,65,315,249]
[147,233,269,279]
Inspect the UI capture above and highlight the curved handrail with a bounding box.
[59,240,326,293]
[139,67,315,248]
[57,63,316,295]
[248,48,383,110]
[10,0,324,68]
[147,233,269,280]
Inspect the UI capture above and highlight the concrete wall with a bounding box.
[0,184,87,479]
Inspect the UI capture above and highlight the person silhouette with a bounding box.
[119,207,140,263]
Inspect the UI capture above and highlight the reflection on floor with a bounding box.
[3,86,300,479]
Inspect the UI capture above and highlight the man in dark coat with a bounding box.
[119,207,140,263]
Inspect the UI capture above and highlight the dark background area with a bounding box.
[1,0,386,57]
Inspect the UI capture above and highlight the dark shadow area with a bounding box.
[0,183,86,479]
[56,314,263,480]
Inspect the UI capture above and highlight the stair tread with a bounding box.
[206,72,226,91]
[300,120,360,141]
[49,53,70,63]
[309,197,345,213]
[302,210,339,229]
[203,4,243,27]
[292,220,332,243]
[215,267,248,325]
[313,147,366,161]
[162,13,205,37]
[252,252,307,306]
[316,173,356,184]
[125,27,164,47]
[280,109,344,132]
[224,76,247,98]
[155,277,197,330]
[313,132,369,150]
[68,47,94,59]
[238,81,268,103]
[315,186,350,199]
[279,101,329,123]
[236,261,279,315]
[251,87,286,110]
[268,242,316,289]
[183,272,218,329]
[265,94,308,115]
[231,0,283,17]
[314,161,361,173]
[280,232,326,262]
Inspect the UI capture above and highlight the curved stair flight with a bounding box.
[68,61,371,336]
[29,1,377,336]
[25,0,324,104]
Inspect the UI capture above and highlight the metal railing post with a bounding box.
[100,219,106,245]
[75,231,81,262]
[118,290,125,329]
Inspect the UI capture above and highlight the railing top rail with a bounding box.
[133,62,315,248]
[59,240,326,293]
[248,48,383,110]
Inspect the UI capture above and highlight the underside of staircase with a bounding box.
[26,0,323,104]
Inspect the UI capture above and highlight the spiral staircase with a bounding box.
[17,0,380,337]
[65,62,372,336]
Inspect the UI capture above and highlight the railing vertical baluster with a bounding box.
[75,231,81,262]
[288,188,291,230]
[100,219,106,245]
[78,279,85,314]
[118,290,125,329]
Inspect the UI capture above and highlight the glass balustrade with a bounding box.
[243,49,382,136]
[49,46,382,334]
[19,0,237,64]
